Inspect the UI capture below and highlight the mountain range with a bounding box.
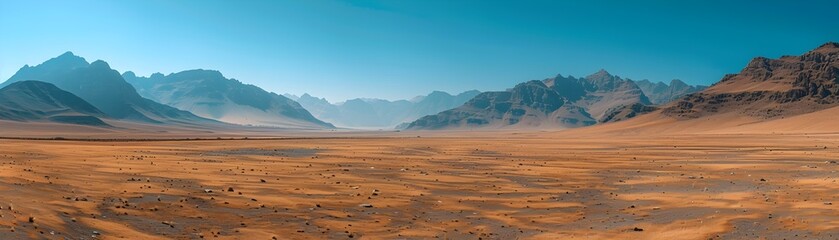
[1,43,835,133]
[572,42,839,135]
[406,70,706,129]
[123,70,333,129]
[0,80,109,126]
[635,79,707,105]
[0,52,212,125]
[286,90,480,129]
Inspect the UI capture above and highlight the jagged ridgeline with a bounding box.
[407,70,705,129]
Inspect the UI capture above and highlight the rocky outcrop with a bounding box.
[600,103,659,123]
[662,42,839,119]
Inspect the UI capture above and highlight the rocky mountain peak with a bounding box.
[58,51,76,58]
[584,69,625,91]
[122,71,137,79]
[38,51,89,70]
[89,60,111,69]
[149,72,165,80]
[814,42,839,53]
[591,69,611,77]
[585,69,614,81]
[669,79,688,88]
[169,69,225,81]
[427,91,453,98]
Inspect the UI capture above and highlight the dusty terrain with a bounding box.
[1,131,839,239]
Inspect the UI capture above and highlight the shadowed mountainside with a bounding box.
[0,80,109,126]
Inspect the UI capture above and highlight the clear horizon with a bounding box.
[2,0,838,102]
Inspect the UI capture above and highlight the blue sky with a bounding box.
[1,0,837,102]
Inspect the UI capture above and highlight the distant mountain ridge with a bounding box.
[635,79,707,105]
[289,90,481,128]
[124,69,333,129]
[1,52,213,125]
[407,70,661,129]
[662,42,839,120]
[0,80,109,126]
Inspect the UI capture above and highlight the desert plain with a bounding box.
[1,129,839,240]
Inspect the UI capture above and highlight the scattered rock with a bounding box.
[162,221,175,228]
[359,203,373,208]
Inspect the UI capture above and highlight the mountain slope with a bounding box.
[1,52,213,124]
[571,42,839,136]
[123,70,333,129]
[295,94,339,120]
[0,80,109,126]
[407,70,650,129]
[409,90,482,121]
[635,79,707,105]
[295,90,480,128]
[662,42,839,120]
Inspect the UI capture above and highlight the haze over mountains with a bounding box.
[123,70,333,129]
[635,79,707,105]
[1,43,836,134]
[0,52,213,125]
[286,90,480,129]
[0,51,480,131]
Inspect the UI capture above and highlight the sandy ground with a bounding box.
[1,131,839,239]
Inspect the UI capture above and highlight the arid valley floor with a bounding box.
[2,131,839,239]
